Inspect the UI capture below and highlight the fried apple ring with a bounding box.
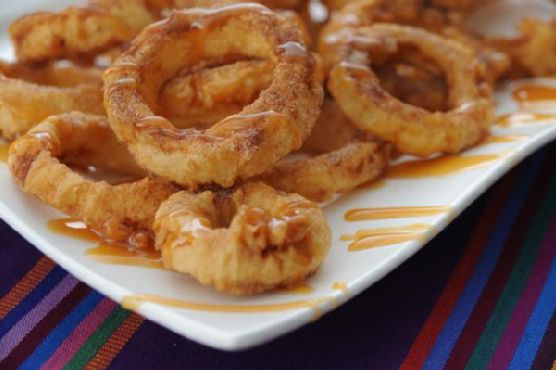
[262,139,388,201]
[154,182,331,295]
[487,18,556,77]
[160,59,274,127]
[159,5,314,126]
[261,99,388,201]
[8,113,177,246]
[104,3,323,189]
[320,0,421,72]
[9,0,164,63]
[9,0,308,63]
[319,0,509,83]
[0,61,103,87]
[328,24,493,156]
[0,62,104,141]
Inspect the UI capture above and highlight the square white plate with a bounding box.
[2,0,556,351]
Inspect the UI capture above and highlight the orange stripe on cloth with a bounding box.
[0,257,55,319]
[84,313,144,370]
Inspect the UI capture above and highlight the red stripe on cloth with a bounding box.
[1,283,89,369]
[84,313,144,370]
[0,257,55,319]
[445,157,554,368]
[41,298,117,369]
[399,172,516,370]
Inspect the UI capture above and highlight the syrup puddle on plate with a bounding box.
[122,282,348,315]
[345,206,451,221]
[0,142,10,162]
[363,178,386,190]
[341,224,431,252]
[386,153,504,179]
[481,135,527,144]
[86,243,163,270]
[48,218,99,242]
[347,233,425,252]
[48,218,163,270]
[512,84,556,105]
[277,282,314,295]
[331,281,348,294]
[496,112,556,126]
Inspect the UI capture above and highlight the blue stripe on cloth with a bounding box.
[508,254,556,370]
[0,267,67,338]
[422,152,544,370]
[17,291,103,370]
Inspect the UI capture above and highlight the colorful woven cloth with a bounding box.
[1,143,556,370]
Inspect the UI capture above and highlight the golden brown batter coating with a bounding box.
[154,182,331,295]
[104,3,323,189]
[8,113,177,246]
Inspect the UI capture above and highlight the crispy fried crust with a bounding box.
[319,0,509,83]
[487,18,556,77]
[9,0,308,63]
[262,139,388,201]
[262,99,388,201]
[104,4,323,189]
[328,24,493,156]
[9,0,162,63]
[160,59,274,127]
[175,0,306,9]
[0,62,104,141]
[8,113,177,245]
[154,182,331,295]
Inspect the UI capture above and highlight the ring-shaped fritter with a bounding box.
[154,182,331,295]
[8,113,177,246]
[104,3,323,189]
[0,62,104,141]
[328,24,493,156]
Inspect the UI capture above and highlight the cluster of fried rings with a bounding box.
[5,0,552,294]
[7,3,334,295]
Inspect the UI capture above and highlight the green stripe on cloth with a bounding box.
[465,172,556,369]
[63,307,129,369]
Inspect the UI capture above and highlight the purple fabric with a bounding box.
[0,275,78,361]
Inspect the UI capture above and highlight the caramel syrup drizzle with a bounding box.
[341,224,431,252]
[496,84,556,127]
[122,282,349,314]
[0,142,10,163]
[512,84,556,105]
[48,218,163,269]
[278,282,315,295]
[496,112,556,127]
[386,154,504,179]
[345,206,451,222]
[481,135,527,144]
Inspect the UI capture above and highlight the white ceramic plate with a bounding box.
[2,0,556,351]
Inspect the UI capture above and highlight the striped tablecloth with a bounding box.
[1,142,556,370]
